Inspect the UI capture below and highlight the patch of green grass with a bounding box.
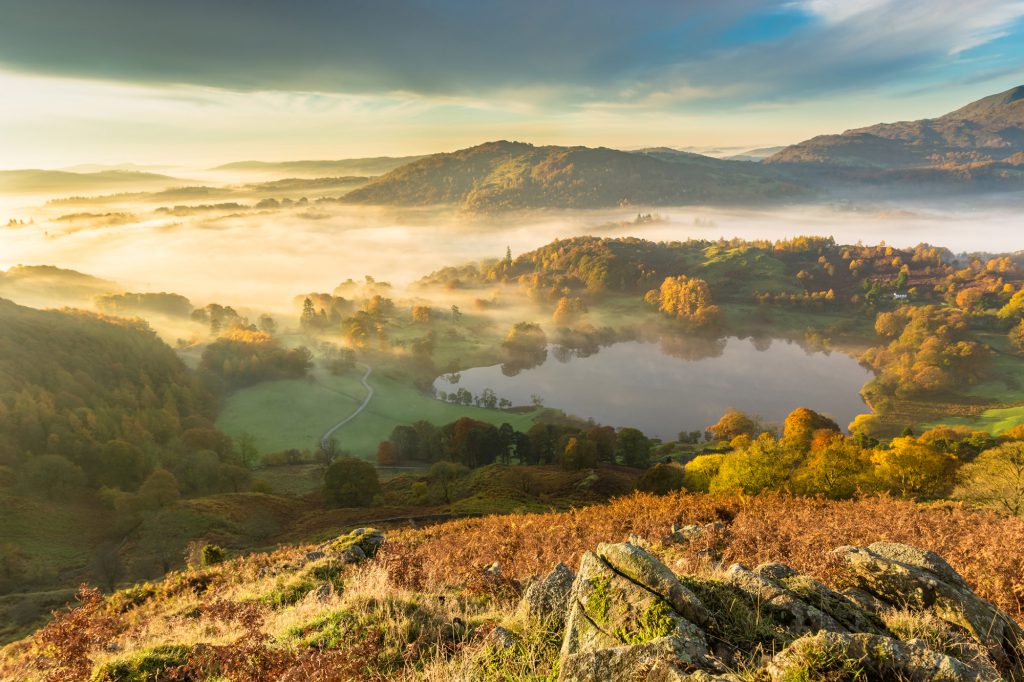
[926,404,1024,435]
[773,638,867,682]
[215,369,366,454]
[617,599,677,645]
[585,575,612,625]
[472,622,562,682]
[91,643,192,682]
[285,608,359,649]
[283,595,456,672]
[218,366,540,458]
[263,572,319,608]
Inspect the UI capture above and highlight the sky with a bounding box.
[0,0,1023,169]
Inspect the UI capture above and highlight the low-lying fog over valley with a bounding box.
[4,185,1023,312]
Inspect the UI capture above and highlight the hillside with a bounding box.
[0,301,248,614]
[0,169,182,195]
[0,299,222,483]
[767,85,1024,170]
[0,265,121,308]
[4,493,1024,680]
[341,141,808,210]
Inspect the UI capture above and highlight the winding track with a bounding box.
[319,363,374,449]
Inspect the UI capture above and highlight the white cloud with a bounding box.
[797,0,1024,54]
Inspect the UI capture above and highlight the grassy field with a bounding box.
[916,333,1024,434]
[217,365,541,458]
[933,405,1024,434]
[215,369,367,454]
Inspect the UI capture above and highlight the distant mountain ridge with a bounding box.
[767,85,1024,170]
[341,140,807,210]
[214,156,426,177]
[0,169,182,195]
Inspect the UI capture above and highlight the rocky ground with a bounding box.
[539,532,1023,680]
[5,514,1024,681]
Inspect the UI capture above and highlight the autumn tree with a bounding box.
[411,305,433,323]
[953,443,1024,515]
[1010,320,1024,353]
[447,418,501,468]
[710,434,799,494]
[376,441,398,466]
[322,457,380,507]
[708,409,762,441]
[862,306,988,397]
[560,437,598,470]
[553,297,587,324]
[617,427,652,468]
[871,437,956,498]
[638,463,686,494]
[781,407,840,453]
[136,469,181,509]
[682,454,724,492]
[647,275,722,326]
[794,438,872,498]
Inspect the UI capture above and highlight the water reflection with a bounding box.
[434,337,874,440]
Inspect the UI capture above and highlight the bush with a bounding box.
[682,454,724,492]
[323,457,380,507]
[637,463,686,495]
[200,544,226,567]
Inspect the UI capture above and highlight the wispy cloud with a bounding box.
[0,1,1022,165]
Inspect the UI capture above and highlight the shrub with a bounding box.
[637,463,686,495]
[200,545,226,567]
[682,454,724,492]
[323,457,380,507]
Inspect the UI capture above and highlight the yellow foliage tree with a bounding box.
[871,437,956,497]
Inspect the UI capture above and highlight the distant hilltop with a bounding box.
[767,85,1024,170]
[338,85,1024,210]
[341,140,807,211]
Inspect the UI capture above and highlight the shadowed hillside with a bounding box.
[342,141,808,210]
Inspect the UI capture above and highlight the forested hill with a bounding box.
[767,85,1024,170]
[341,140,808,210]
[0,299,232,495]
[0,265,121,308]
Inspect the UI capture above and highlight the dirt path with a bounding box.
[319,364,374,449]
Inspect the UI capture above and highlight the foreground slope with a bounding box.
[4,492,1024,680]
[342,140,807,210]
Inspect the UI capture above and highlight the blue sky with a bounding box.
[0,0,1021,167]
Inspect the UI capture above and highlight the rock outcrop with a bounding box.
[767,632,996,682]
[560,542,711,681]
[834,542,1024,678]
[318,527,385,564]
[553,539,1020,682]
[519,562,575,628]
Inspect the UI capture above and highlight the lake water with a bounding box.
[433,338,874,440]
